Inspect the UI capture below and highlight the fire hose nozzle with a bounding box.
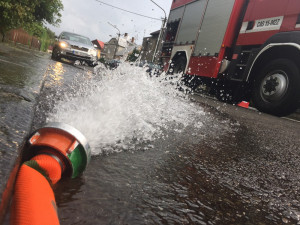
[11,123,90,225]
[27,122,91,178]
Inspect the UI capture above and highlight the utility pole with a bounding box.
[108,22,120,59]
[150,0,167,63]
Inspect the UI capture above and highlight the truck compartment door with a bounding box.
[190,0,236,77]
[176,0,207,45]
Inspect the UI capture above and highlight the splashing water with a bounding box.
[47,63,207,155]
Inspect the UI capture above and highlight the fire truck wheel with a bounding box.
[173,56,187,74]
[252,58,300,116]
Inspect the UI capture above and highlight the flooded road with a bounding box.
[1,43,299,224]
[30,59,300,225]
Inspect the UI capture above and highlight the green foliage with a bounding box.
[24,22,55,39]
[0,0,63,37]
[33,0,63,25]
[127,48,140,62]
[22,22,55,52]
[40,29,49,52]
[24,22,45,37]
[99,58,106,64]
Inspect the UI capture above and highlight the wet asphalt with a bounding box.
[1,42,300,224]
[0,43,51,222]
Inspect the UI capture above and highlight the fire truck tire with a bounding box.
[252,58,300,116]
[173,56,187,74]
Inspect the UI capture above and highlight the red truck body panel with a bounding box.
[237,0,300,46]
[171,0,196,10]
[187,0,247,78]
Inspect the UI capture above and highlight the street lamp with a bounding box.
[150,0,167,63]
[108,22,120,59]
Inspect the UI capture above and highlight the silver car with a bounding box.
[52,31,97,66]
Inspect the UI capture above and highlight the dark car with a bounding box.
[51,31,97,66]
[135,60,147,67]
[146,63,162,76]
[105,59,121,69]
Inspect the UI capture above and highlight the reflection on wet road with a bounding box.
[31,59,300,225]
[0,44,51,205]
[47,62,65,86]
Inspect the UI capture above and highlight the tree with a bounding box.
[23,22,46,38]
[22,22,57,52]
[127,48,140,62]
[0,0,63,41]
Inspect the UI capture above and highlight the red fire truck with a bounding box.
[161,0,300,116]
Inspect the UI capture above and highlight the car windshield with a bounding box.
[61,32,92,45]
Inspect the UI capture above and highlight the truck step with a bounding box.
[230,78,243,82]
[241,50,252,53]
[237,64,247,67]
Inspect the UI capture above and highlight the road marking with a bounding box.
[282,117,300,123]
[0,58,27,67]
[194,92,300,121]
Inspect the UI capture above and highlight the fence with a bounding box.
[5,28,41,50]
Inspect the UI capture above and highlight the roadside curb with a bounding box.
[0,43,51,223]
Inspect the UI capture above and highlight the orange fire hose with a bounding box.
[10,123,91,225]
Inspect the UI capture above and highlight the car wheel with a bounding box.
[51,47,61,61]
[168,56,187,75]
[88,61,97,67]
[173,56,187,74]
[252,58,300,116]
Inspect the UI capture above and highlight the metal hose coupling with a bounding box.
[27,122,91,178]
[11,123,91,225]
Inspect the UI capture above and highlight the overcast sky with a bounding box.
[47,0,171,45]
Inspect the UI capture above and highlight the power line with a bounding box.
[95,0,162,21]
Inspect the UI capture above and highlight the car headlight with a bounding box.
[88,49,97,57]
[59,41,69,49]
